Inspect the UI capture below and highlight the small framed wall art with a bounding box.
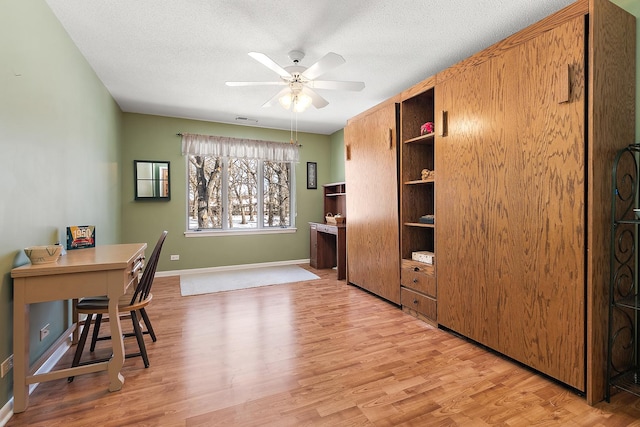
[307,162,317,189]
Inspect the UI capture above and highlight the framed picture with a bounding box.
[134,160,170,200]
[307,162,317,189]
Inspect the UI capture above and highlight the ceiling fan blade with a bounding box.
[302,87,329,109]
[301,52,345,81]
[248,52,291,78]
[308,80,365,91]
[225,81,286,87]
[262,87,292,108]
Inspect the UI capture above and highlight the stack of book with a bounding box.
[412,250,435,265]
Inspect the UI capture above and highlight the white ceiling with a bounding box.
[44,0,576,135]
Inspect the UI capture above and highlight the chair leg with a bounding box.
[68,313,94,382]
[90,313,103,352]
[139,308,157,342]
[130,310,150,368]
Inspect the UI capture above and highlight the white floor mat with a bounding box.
[179,265,320,296]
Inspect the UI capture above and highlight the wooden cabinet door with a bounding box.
[436,16,586,390]
[502,16,586,391]
[435,57,502,349]
[344,100,400,304]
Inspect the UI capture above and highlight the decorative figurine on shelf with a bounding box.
[420,121,434,135]
[421,168,434,180]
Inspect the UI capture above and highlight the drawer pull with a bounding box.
[413,299,418,304]
[414,267,420,272]
[413,278,418,283]
[130,257,145,277]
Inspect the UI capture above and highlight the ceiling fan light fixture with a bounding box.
[278,92,293,110]
[278,90,312,113]
[229,50,363,112]
[293,93,312,113]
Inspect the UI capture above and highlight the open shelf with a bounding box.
[323,182,346,217]
[405,222,435,228]
[404,179,434,185]
[404,133,435,144]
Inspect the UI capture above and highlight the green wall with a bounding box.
[0,0,122,410]
[612,0,640,142]
[120,113,333,272]
[329,128,346,182]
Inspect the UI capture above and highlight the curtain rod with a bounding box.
[175,132,301,147]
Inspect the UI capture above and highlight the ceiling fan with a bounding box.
[225,50,365,112]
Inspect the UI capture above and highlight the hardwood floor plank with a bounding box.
[6,266,640,426]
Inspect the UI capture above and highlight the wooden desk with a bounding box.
[309,222,346,280]
[10,243,147,413]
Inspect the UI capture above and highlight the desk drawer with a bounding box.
[317,224,337,235]
[401,287,436,321]
[401,260,435,297]
[126,252,146,289]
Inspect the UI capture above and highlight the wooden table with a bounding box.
[309,222,346,280]
[10,243,147,413]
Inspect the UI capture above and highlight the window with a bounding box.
[182,133,298,233]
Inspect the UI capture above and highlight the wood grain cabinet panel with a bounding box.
[436,56,501,350]
[436,16,587,391]
[344,99,401,304]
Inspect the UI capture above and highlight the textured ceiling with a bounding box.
[44,0,576,135]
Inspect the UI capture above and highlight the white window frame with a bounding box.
[184,156,297,237]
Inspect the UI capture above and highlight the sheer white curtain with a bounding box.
[181,133,299,162]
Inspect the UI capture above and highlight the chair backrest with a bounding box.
[130,231,168,305]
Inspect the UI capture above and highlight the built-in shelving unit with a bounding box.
[399,84,437,324]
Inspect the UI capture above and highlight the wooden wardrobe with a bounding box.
[344,0,635,404]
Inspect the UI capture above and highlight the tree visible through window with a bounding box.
[187,155,293,231]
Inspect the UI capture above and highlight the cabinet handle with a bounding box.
[346,144,351,161]
[388,128,393,150]
[413,278,418,283]
[440,111,448,137]
[558,63,570,104]
[414,267,420,272]
[413,299,418,304]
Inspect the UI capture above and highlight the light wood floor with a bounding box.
[6,266,640,426]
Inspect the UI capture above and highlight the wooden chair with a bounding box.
[68,231,168,380]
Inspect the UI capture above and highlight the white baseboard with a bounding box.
[0,338,71,427]
[0,400,12,427]
[155,258,310,277]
